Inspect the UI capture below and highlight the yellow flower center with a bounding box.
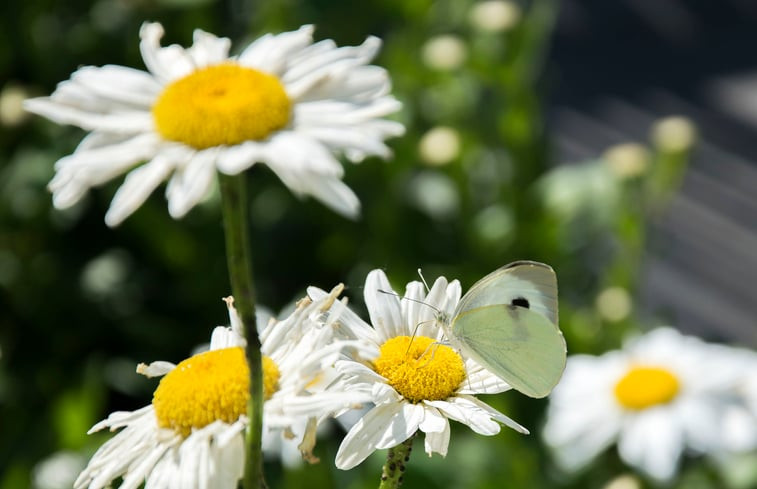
[152,63,291,149]
[152,347,280,437]
[614,365,680,410]
[373,336,465,403]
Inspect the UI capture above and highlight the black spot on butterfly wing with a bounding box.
[511,297,530,309]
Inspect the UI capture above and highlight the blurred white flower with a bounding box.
[76,287,362,488]
[595,286,632,322]
[309,269,527,470]
[543,327,757,482]
[421,35,467,71]
[418,126,461,166]
[652,116,696,153]
[0,83,31,126]
[25,22,403,226]
[602,143,650,179]
[33,451,87,489]
[469,1,521,32]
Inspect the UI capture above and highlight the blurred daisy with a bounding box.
[76,287,360,489]
[309,269,528,470]
[543,327,757,482]
[25,22,403,226]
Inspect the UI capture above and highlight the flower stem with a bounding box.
[219,173,265,489]
[378,433,416,489]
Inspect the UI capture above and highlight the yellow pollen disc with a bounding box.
[614,365,680,410]
[152,347,280,437]
[152,63,291,149]
[373,336,465,404]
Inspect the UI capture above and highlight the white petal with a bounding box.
[136,361,175,378]
[69,65,161,108]
[618,408,684,481]
[294,172,360,218]
[103,152,176,227]
[419,405,447,434]
[422,413,450,457]
[364,269,403,341]
[238,25,315,75]
[335,402,409,470]
[282,36,381,91]
[293,65,390,103]
[139,22,195,82]
[187,29,231,68]
[298,126,396,160]
[165,148,217,219]
[209,325,246,350]
[216,141,266,175]
[208,430,244,489]
[294,97,403,126]
[264,131,344,178]
[25,96,152,133]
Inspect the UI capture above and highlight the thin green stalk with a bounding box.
[219,173,265,489]
[378,434,416,489]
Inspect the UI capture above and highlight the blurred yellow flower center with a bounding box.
[614,365,680,410]
[374,336,465,403]
[153,347,280,437]
[152,63,291,149]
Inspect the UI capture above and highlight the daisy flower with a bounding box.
[542,327,757,482]
[25,22,404,226]
[75,286,362,489]
[309,269,528,471]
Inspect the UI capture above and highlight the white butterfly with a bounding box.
[438,261,566,398]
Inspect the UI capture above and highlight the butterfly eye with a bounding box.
[511,297,530,309]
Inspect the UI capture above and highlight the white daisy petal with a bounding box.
[187,29,231,68]
[24,96,153,133]
[282,36,381,88]
[139,22,195,82]
[294,65,391,103]
[104,152,176,226]
[427,398,499,436]
[335,402,407,470]
[423,418,451,457]
[618,409,684,482]
[166,149,217,219]
[364,269,403,340]
[215,141,267,175]
[294,172,361,218]
[136,361,176,378]
[238,25,315,75]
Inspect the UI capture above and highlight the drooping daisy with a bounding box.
[25,22,404,226]
[542,327,757,482]
[308,269,528,470]
[75,287,362,489]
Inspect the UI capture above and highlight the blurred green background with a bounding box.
[1,0,756,488]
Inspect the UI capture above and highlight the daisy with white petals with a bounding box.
[76,287,361,489]
[543,327,757,482]
[309,269,528,471]
[25,22,403,226]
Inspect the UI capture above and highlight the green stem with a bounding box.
[219,173,265,489]
[378,433,416,489]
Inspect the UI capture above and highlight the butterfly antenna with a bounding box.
[377,289,442,315]
[417,268,430,293]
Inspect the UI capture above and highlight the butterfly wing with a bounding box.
[451,303,566,398]
[455,261,559,327]
[450,261,565,398]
